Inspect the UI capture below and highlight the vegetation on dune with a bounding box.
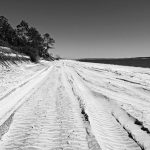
[0,16,55,62]
[0,47,30,67]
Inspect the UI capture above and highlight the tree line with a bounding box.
[0,16,55,62]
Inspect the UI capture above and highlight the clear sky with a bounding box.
[1,0,150,58]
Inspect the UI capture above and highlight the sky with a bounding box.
[0,0,150,58]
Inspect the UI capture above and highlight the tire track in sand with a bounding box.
[0,65,89,150]
[64,64,142,150]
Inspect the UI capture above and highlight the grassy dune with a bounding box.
[0,47,30,67]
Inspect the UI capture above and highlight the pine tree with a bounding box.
[0,16,18,47]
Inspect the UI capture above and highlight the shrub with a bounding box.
[13,46,39,62]
[0,39,10,47]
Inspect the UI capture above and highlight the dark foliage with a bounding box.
[0,16,55,62]
[0,39,10,47]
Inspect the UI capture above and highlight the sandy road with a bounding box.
[0,60,150,150]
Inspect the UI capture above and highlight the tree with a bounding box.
[0,16,55,62]
[26,27,44,62]
[27,27,43,47]
[41,33,55,59]
[0,16,8,40]
[16,21,29,37]
[43,33,55,51]
[0,16,18,47]
[16,20,29,45]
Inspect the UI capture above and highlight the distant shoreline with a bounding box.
[76,57,150,68]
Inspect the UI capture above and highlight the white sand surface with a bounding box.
[0,61,51,99]
[0,60,150,150]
